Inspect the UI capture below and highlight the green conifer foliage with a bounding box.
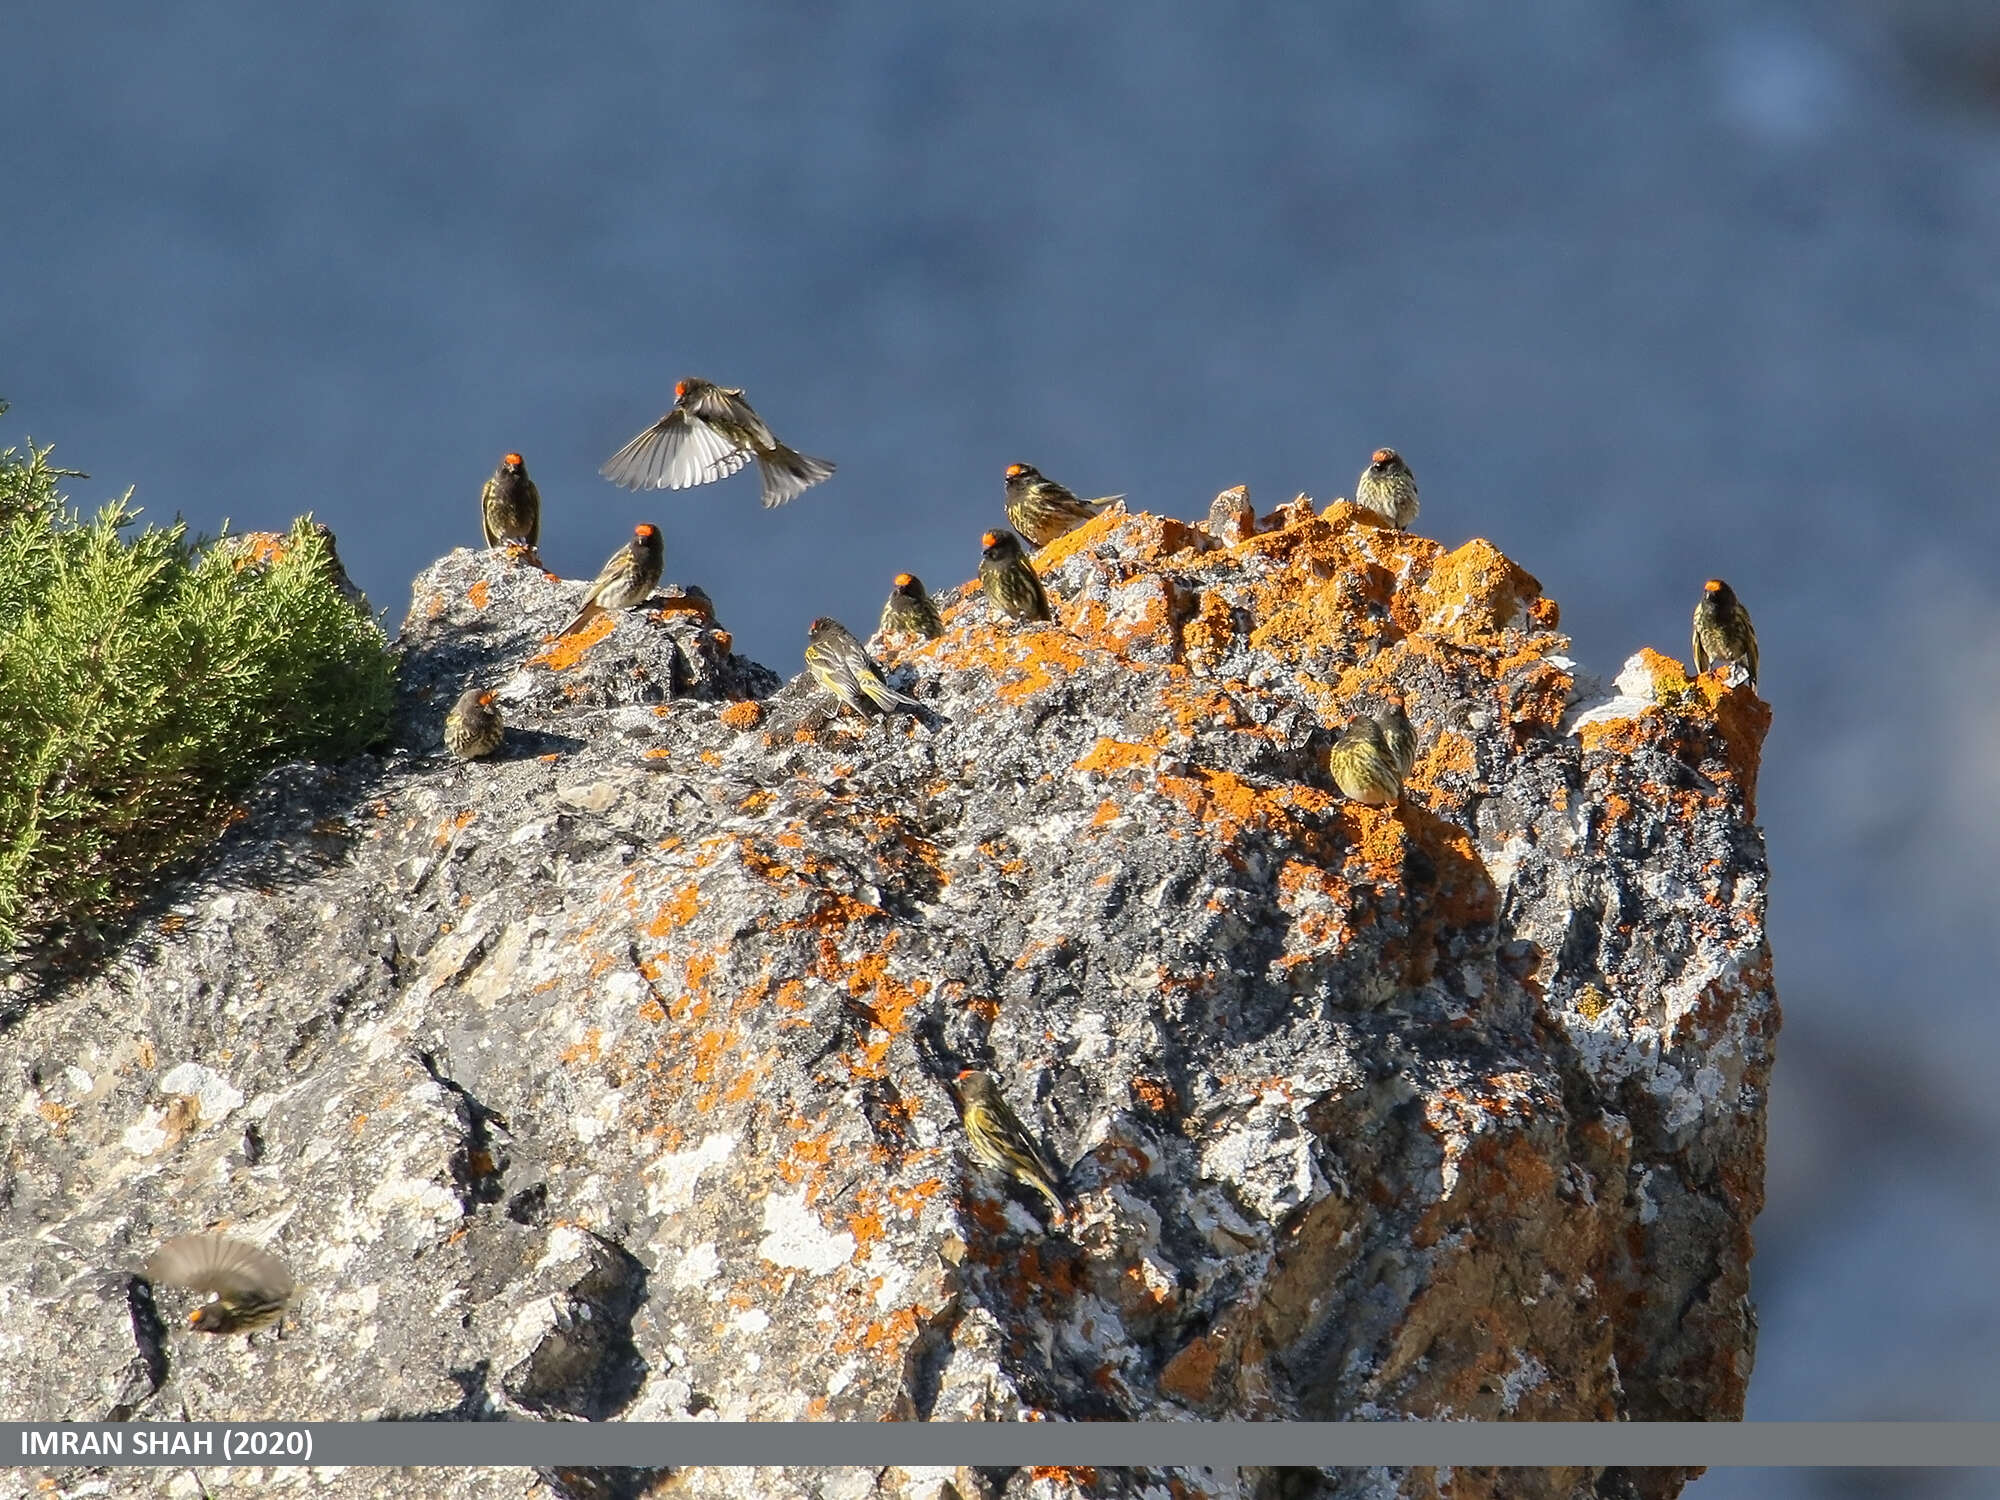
[0,406,396,952]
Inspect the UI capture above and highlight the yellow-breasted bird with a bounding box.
[601,377,835,508]
[978,530,1052,623]
[1378,699,1418,782]
[1354,448,1420,530]
[806,616,922,717]
[559,522,666,636]
[1327,715,1403,806]
[879,573,943,641]
[144,1233,296,1335]
[1692,578,1758,687]
[481,452,541,550]
[444,688,505,760]
[954,1069,1068,1226]
[1002,463,1121,548]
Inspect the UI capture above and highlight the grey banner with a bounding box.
[5,1422,2000,1469]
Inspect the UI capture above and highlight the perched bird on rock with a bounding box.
[601,378,835,508]
[1692,578,1758,687]
[1206,484,1256,545]
[806,616,922,717]
[144,1233,296,1335]
[559,522,665,636]
[480,452,541,551]
[1378,699,1419,782]
[1354,448,1420,530]
[879,573,943,641]
[978,529,1052,623]
[443,688,505,760]
[954,1069,1068,1226]
[1327,715,1403,806]
[1002,463,1121,548]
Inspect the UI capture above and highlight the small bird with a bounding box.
[805,616,922,717]
[978,530,1052,623]
[601,378,835,509]
[879,573,944,641]
[480,452,541,551]
[1327,715,1403,806]
[1692,578,1758,687]
[443,688,505,760]
[1354,448,1420,530]
[144,1233,296,1335]
[559,522,666,636]
[1206,484,1256,545]
[1002,463,1121,548]
[954,1069,1068,1226]
[1378,699,1419,781]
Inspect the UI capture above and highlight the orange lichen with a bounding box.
[467,580,491,610]
[644,884,702,938]
[720,699,765,730]
[1415,539,1545,642]
[1136,1080,1176,1120]
[935,624,1092,704]
[527,613,614,671]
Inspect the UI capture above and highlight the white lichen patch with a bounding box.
[672,1240,721,1291]
[643,1132,737,1216]
[120,1109,170,1157]
[756,1187,857,1274]
[363,1167,459,1226]
[1564,650,1662,735]
[1499,1351,1550,1413]
[1199,1106,1325,1221]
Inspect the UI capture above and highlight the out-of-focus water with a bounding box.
[7,5,2000,1487]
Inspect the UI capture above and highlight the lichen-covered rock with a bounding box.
[0,502,1775,1500]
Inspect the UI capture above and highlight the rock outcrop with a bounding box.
[0,495,1776,1500]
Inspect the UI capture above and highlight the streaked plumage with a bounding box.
[954,1069,1067,1225]
[558,522,665,636]
[806,616,922,717]
[443,688,504,760]
[601,377,834,508]
[1354,448,1420,531]
[1692,578,1758,687]
[978,529,1052,623]
[879,573,943,641]
[480,453,541,550]
[1327,715,1403,806]
[144,1233,295,1334]
[1002,463,1121,548]
[1378,701,1418,781]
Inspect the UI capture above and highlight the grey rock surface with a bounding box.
[0,509,1775,1500]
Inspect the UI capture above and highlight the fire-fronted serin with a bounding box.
[978,529,1051,623]
[1002,462,1120,548]
[1692,578,1758,687]
[879,573,943,642]
[144,1233,296,1335]
[481,452,540,551]
[443,688,505,760]
[1327,715,1403,805]
[1354,448,1420,530]
[806,617,921,718]
[601,378,834,508]
[954,1069,1068,1226]
[559,522,665,636]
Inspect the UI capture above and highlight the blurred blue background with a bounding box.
[7,4,2000,1490]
